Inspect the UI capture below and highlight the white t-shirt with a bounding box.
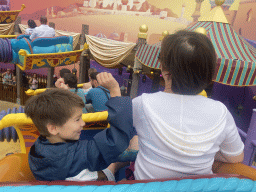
[25,28,35,35]
[30,24,55,40]
[133,92,244,180]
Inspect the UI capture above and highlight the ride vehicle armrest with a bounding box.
[10,38,32,64]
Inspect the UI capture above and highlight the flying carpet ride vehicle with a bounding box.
[0,35,87,70]
[1,108,256,191]
[1,0,256,189]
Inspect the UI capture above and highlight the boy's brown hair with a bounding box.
[25,88,85,136]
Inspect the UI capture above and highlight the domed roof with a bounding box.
[108,32,120,40]
[95,33,107,38]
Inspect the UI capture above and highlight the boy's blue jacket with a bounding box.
[28,97,133,181]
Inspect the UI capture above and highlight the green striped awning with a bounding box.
[135,21,256,86]
[135,43,161,69]
[187,21,256,86]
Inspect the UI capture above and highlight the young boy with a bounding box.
[25,72,133,181]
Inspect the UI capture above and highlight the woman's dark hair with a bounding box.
[159,30,216,95]
[63,73,78,92]
[27,20,37,29]
[59,68,71,78]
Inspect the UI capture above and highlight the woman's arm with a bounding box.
[215,151,244,163]
[218,110,245,163]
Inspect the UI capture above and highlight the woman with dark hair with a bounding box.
[29,73,38,90]
[25,20,37,35]
[131,30,244,180]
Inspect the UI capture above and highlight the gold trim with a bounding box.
[77,84,83,88]
[0,112,109,130]
[0,35,17,38]
[212,79,255,87]
[17,47,85,70]
[138,33,147,39]
[0,4,26,13]
[17,49,28,71]
[19,49,84,57]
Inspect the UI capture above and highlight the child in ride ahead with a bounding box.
[25,72,133,181]
[132,30,244,180]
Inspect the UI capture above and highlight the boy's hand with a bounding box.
[60,83,69,90]
[97,72,121,97]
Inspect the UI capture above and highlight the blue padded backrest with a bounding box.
[56,44,72,53]
[12,50,18,64]
[31,36,71,47]
[17,34,31,40]
[33,45,56,54]
[68,36,73,47]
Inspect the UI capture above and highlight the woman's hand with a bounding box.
[96,72,121,97]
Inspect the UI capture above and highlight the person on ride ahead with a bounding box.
[30,16,55,40]
[131,30,244,180]
[55,68,71,88]
[25,73,134,181]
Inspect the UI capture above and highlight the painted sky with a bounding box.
[10,0,248,16]
[10,0,84,14]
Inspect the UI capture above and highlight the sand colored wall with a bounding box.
[232,2,256,40]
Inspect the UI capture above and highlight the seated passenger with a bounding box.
[29,73,39,90]
[25,73,134,181]
[2,69,12,84]
[132,30,244,180]
[55,68,71,88]
[30,16,55,40]
[25,19,37,35]
[86,72,110,112]
[60,73,87,113]
[82,68,97,95]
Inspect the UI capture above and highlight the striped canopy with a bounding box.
[135,21,256,86]
[135,42,161,69]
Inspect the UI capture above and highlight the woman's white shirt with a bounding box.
[133,92,244,180]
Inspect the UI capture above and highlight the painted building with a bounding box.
[89,0,97,8]
[83,0,90,7]
[232,0,256,40]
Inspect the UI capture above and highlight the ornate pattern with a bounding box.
[0,11,19,24]
[19,51,82,70]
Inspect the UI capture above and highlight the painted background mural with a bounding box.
[7,0,255,44]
